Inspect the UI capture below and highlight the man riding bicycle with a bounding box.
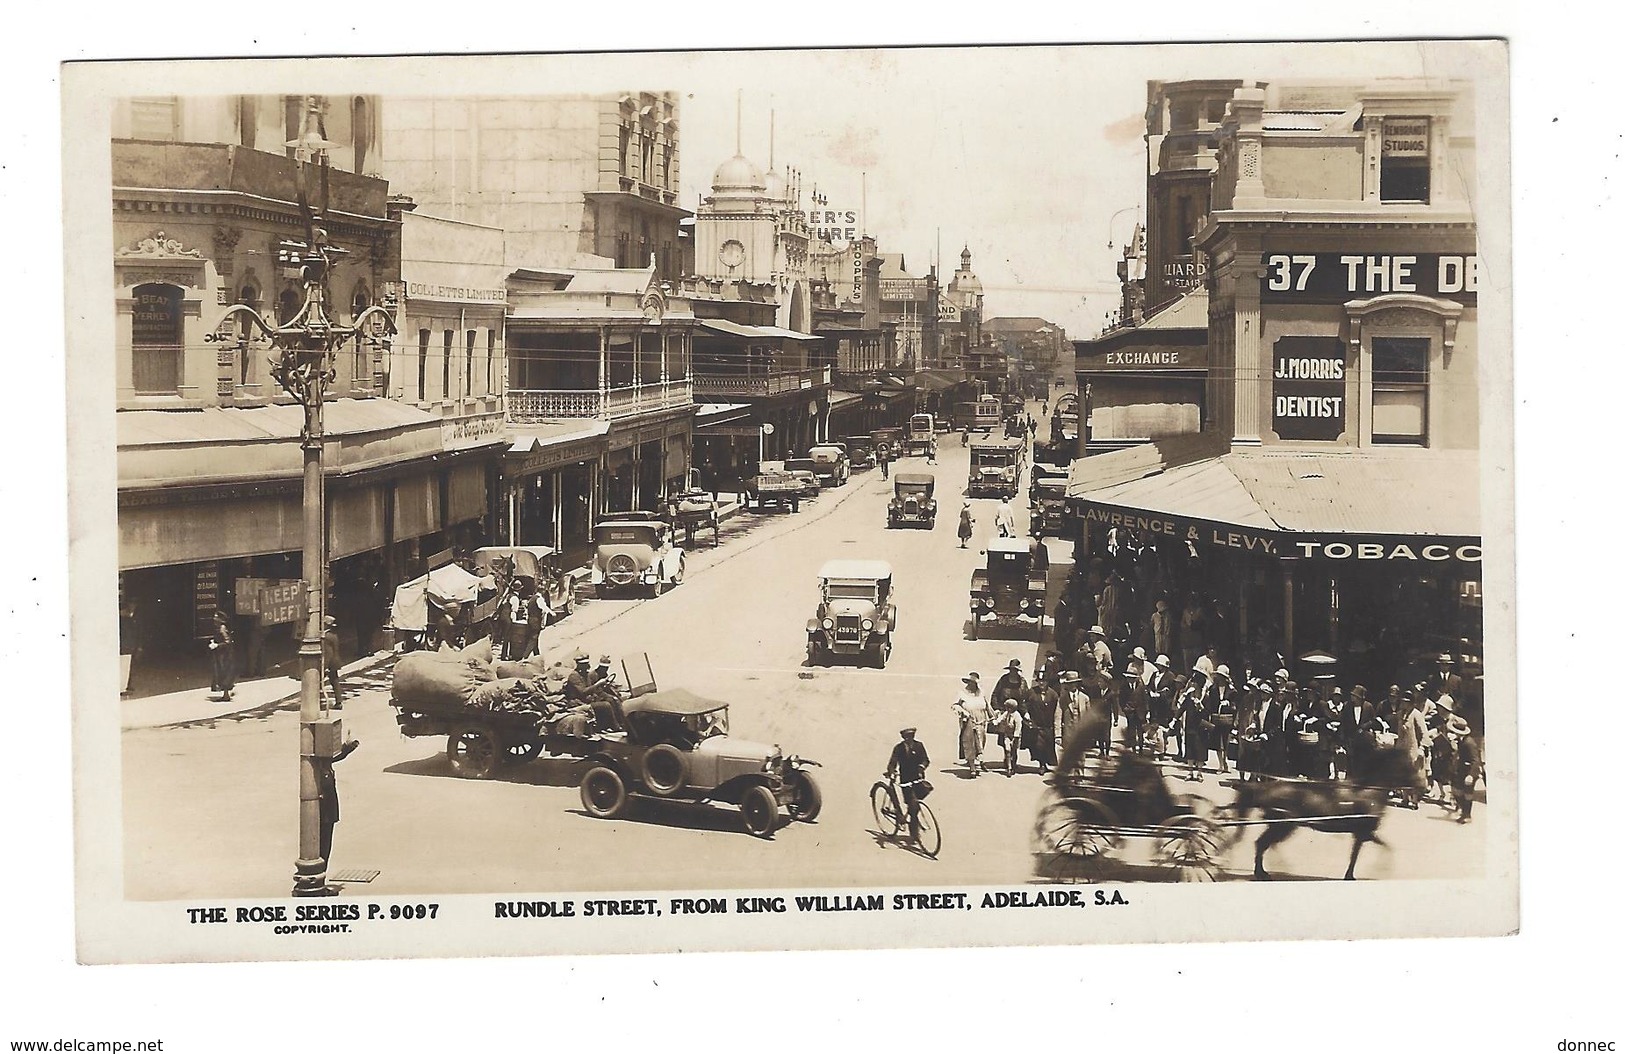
[886,727,931,834]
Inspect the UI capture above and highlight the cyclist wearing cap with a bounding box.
[886,728,931,832]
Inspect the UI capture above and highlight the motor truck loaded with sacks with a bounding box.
[969,536,1049,640]
[589,514,686,597]
[389,649,820,837]
[888,472,937,528]
[807,559,897,668]
[967,437,1025,499]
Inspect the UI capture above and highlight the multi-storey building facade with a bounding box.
[381,94,688,276]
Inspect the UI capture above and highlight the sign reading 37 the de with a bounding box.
[1260,252,1478,304]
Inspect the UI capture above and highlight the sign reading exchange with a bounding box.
[1272,336,1346,441]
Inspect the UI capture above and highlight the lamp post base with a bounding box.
[292,859,335,897]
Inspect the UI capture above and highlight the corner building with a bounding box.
[1067,79,1484,698]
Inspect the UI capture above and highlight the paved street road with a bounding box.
[122,415,1486,899]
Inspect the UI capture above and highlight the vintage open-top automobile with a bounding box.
[589,514,686,597]
[969,536,1049,640]
[806,443,851,487]
[579,685,822,838]
[888,472,937,528]
[806,558,897,668]
[967,436,1026,498]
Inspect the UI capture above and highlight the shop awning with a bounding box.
[698,319,823,341]
[1068,439,1481,557]
[507,419,610,455]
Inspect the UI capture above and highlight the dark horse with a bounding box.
[1229,743,1412,881]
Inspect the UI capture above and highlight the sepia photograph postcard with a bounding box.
[62,38,1516,965]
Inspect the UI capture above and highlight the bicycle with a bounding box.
[870,775,941,858]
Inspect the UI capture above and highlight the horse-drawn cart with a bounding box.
[1031,748,1224,882]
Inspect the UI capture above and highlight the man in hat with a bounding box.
[1431,653,1464,703]
[886,727,931,834]
[1147,654,1176,758]
[563,652,598,705]
[1087,625,1114,680]
[1056,671,1088,770]
[1209,664,1238,775]
[1121,648,1150,753]
[322,614,344,710]
[1447,712,1480,823]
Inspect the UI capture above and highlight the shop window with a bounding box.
[1380,117,1431,204]
[1371,336,1429,445]
[619,125,631,176]
[131,282,183,394]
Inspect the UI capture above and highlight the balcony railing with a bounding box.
[691,366,831,399]
[507,379,692,424]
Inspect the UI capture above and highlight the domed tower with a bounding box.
[694,152,776,283]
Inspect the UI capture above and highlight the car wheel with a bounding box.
[876,641,892,668]
[580,766,629,819]
[641,744,689,797]
[806,638,821,665]
[788,771,823,822]
[969,614,979,640]
[447,722,501,779]
[740,784,779,838]
[652,575,665,598]
[672,556,685,587]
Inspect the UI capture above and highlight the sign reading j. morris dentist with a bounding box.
[1272,336,1346,441]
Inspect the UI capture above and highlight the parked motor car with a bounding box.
[806,444,851,487]
[1027,462,1069,504]
[887,472,937,529]
[842,434,876,469]
[806,559,897,668]
[969,536,1048,640]
[781,458,823,496]
[1029,477,1068,539]
[967,437,1025,498]
[589,515,686,597]
[578,686,823,838]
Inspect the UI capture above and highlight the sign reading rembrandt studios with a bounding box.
[1272,336,1346,441]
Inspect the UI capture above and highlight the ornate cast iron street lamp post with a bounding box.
[209,99,396,896]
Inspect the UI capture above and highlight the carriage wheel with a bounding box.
[1156,814,1224,882]
[447,722,501,779]
[1031,790,1119,883]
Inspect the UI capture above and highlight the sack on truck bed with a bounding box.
[392,651,496,707]
[493,658,551,680]
[468,677,553,714]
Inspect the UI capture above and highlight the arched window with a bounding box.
[351,285,372,386]
[277,288,301,326]
[131,283,183,394]
[237,283,262,385]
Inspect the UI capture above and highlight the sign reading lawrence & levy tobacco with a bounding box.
[1272,336,1347,441]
